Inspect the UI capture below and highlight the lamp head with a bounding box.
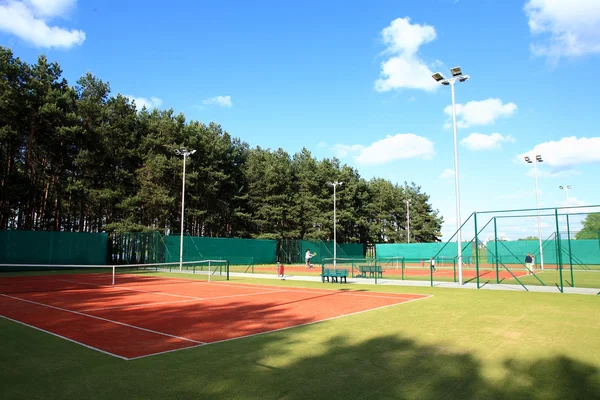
[458,75,470,83]
[535,155,543,162]
[432,72,446,82]
[450,66,463,77]
[559,186,564,189]
[524,156,532,163]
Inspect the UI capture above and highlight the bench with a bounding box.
[357,265,383,278]
[321,268,349,283]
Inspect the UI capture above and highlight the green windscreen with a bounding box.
[0,230,108,265]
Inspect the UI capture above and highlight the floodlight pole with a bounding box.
[449,79,464,284]
[176,148,196,271]
[327,181,343,266]
[526,156,545,270]
[432,67,469,285]
[406,199,411,243]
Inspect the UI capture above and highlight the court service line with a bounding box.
[129,294,434,361]
[56,278,207,300]
[81,289,289,312]
[81,297,205,312]
[0,293,206,345]
[204,281,430,300]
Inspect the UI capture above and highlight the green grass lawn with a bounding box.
[1,275,599,399]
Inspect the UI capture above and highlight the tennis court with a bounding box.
[0,269,430,360]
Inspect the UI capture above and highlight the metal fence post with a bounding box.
[555,208,564,293]
[494,217,500,284]
[474,212,480,289]
[567,214,574,287]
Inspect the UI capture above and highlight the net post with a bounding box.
[112,265,115,285]
[453,258,456,282]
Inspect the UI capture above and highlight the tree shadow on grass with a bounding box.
[1,321,599,400]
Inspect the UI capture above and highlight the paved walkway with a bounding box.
[163,269,600,296]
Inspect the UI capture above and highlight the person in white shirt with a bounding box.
[305,249,315,269]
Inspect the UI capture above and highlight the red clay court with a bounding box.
[0,273,430,360]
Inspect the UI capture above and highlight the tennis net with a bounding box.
[0,260,230,294]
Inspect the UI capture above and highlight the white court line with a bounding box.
[129,294,434,361]
[81,289,289,312]
[56,278,205,300]
[81,297,204,312]
[0,294,206,345]
[0,314,129,360]
[205,281,430,300]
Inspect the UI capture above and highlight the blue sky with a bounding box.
[2,0,600,241]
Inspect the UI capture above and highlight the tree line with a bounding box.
[0,47,443,244]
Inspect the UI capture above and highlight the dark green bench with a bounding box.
[321,268,349,283]
[357,265,383,278]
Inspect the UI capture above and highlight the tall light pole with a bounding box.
[327,181,343,266]
[432,66,470,285]
[406,199,411,243]
[524,155,545,270]
[175,147,196,271]
[559,185,572,202]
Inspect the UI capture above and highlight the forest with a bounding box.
[0,47,443,244]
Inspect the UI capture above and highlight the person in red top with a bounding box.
[277,262,285,280]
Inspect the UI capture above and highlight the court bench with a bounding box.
[321,268,349,283]
[357,265,383,278]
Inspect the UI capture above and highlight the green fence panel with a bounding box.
[375,242,471,260]
[486,240,600,266]
[338,243,364,258]
[0,230,108,265]
[164,236,276,265]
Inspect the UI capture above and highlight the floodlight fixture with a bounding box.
[458,75,470,83]
[450,66,463,76]
[524,156,532,163]
[536,155,543,162]
[432,72,446,82]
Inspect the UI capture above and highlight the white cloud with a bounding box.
[332,144,365,158]
[519,136,600,170]
[525,0,600,60]
[203,96,232,108]
[317,141,328,148]
[440,169,455,179]
[555,196,586,208]
[525,168,581,179]
[354,133,434,165]
[498,190,542,200]
[0,0,85,48]
[374,17,439,92]
[444,98,517,128]
[125,95,163,111]
[461,132,515,151]
[26,0,76,17]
